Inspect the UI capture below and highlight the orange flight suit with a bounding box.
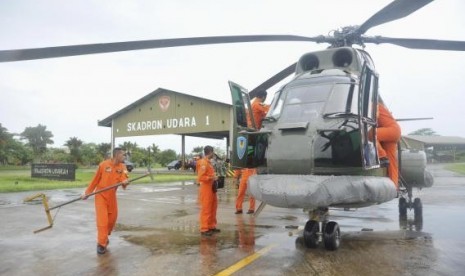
[233,169,242,188]
[251,99,270,129]
[376,103,401,187]
[85,159,128,247]
[235,168,256,212]
[197,157,218,233]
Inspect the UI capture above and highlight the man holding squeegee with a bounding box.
[82,147,129,255]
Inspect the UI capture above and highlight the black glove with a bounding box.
[212,180,218,193]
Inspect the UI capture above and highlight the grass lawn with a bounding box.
[444,163,465,175]
[0,167,196,193]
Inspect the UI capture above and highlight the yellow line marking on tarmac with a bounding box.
[214,244,277,276]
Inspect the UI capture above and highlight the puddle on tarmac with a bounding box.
[0,199,12,205]
[278,215,298,221]
[139,187,183,193]
[121,227,237,255]
[115,223,154,232]
[163,209,189,218]
[293,229,437,275]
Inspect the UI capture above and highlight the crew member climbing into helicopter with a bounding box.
[376,100,401,188]
[251,89,270,129]
[234,90,269,214]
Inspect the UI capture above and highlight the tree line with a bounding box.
[1,122,435,167]
[0,123,211,167]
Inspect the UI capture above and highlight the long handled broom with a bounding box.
[24,173,151,233]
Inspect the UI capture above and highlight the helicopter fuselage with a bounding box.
[229,47,399,209]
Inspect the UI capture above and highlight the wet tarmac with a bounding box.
[1,164,464,275]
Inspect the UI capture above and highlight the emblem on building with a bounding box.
[159,95,170,112]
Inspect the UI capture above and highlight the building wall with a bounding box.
[112,91,231,138]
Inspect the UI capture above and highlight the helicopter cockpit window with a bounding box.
[268,90,284,119]
[324,82,358,116]
[272,84,332,123]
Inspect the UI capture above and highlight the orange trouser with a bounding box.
[94,194,117,246]
[199,182,218,232]
[377,125,401,186]
[235,169,256,211]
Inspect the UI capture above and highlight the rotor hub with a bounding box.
[330,26,365,48]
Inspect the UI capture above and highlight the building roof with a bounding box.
[404,135,465,145]
[98,87,231,127]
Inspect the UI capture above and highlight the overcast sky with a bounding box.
[1,0,464,154]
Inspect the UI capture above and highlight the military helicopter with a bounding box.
[1,0,464,250]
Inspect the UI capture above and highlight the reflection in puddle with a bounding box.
[235,215,256,254]
[122,227,235,255]
[278,215,298,221]
[139,187,182,193]
[294,230,436,275]
[399,215,423,231]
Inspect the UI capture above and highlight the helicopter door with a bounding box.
[228,81,268,169]
[359,66,379,169]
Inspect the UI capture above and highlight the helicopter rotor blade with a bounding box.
[364,36,465,51]
[396,117,433,122]
[357,0,433,35]
[0,35,325,63]
[249,63,297,99]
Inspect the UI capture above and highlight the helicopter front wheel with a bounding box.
[399,197,408,218]
[303,220,319,248]
[323,221,340,251]
[413,198,423,220]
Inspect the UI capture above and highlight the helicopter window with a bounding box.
[324,83,358,116]
[277,84,331,122]
[362,72,377,120]
[268,92,284,119]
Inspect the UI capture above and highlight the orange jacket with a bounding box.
[251,99,270,129]
[85,159,128,199]
[377,103,401,142]
[197,157,215,184]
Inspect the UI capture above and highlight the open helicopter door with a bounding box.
[228,81,268,169]
[359,62,380,169]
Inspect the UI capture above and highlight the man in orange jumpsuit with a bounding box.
[234,90,269,214]
[235,168,256,214]
[376,102,401,188]
[82,147,129,254]
[197,145,219,236]
[251,90,270,129]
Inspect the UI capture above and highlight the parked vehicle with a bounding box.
[167,160,182,170]
[124,160,135,172]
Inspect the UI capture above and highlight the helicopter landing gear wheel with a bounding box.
[323,221,340,251]
[303,220,319,248]
[399,197,407,217]
[413,198,422,219]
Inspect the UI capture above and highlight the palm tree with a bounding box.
[20,124,54,161]
[96,143,111,160]
[65,137,83,164]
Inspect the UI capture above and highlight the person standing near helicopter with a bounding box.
[197,145,219,236]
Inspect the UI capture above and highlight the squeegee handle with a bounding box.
[47,173,150,211]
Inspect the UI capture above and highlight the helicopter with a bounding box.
[1,0,464,251]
